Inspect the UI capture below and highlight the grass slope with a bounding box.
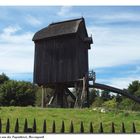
[0,107,140,133]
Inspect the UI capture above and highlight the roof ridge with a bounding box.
[32,17,87,41]
[50,17,84,26]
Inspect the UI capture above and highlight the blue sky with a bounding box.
[0,6,140,88]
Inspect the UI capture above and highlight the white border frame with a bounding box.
[0,0,140,6]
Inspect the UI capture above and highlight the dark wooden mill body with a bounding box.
[33,18,140,108]
[33,18,93,108]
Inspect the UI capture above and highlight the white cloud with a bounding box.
[2,25,21,35]
[88,26,140,69]
[57,6,81,18]
[86,12,140,25]
[58,6,72,16]
[0,52,34,73]
[97,75,140,89]
[88,25,140,89]
[0,25,33,44]
[0,26,34,73]
[26,15,42,26]
[87,24,140,90]
[100,13,140,23]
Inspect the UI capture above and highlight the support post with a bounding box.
[41,86,45,108]
[74,82,80,108]
[47,85,68,108]
[57,87,64,108]
[86,74,90,108]
[81,76,86,108]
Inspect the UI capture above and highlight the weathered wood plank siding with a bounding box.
[33,18,92,86]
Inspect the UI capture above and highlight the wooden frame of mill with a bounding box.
[32,17,140,108]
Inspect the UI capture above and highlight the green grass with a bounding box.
[0,107,140,133]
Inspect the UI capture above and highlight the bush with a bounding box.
[91,97,104,107]
[118,98,140,111]
[103,98,117,109]
[0,80,37,106]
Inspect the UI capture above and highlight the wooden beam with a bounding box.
[86,75,90,108]
[41,86,45,108]
[65,88,76,101]
[91,83,140,104]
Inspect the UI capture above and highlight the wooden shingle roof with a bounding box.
[32,18,85,41]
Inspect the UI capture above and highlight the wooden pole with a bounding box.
[81,76,86,108]
[60,87,64,108]
[86,74,90,108]
[58,86,64,108]
[41,86,45,108]
[74,83,78,108]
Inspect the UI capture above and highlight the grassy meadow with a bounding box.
[0,107,140,133]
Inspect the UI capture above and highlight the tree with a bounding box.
[0,80,37,106]
[100,90,111,101]
[128,80,140,94]
[89,89,98,105]
[119,80,140,111]
[115,94,123,103]
[0,73,9,85]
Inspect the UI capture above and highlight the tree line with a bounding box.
[0,73,140,111]
[0,73,37,106]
